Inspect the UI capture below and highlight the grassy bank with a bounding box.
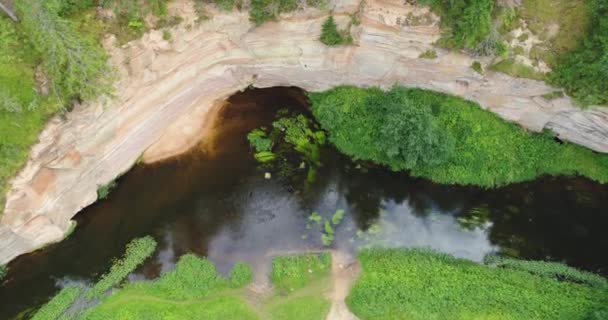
[310,86,608,187]
[347,248,608,320]
[68,251,331,319]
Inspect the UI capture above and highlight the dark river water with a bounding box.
[1,87,608,319]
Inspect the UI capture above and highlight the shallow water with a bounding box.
[1,87,607,319]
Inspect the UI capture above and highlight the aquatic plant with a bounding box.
[484,255,607,288]
[270,252,331,292]
[331,209,345,225]
[309,211,322,225]
[86,235,157,300]
[247,128,273,152]
[321,219,335,246]
[32,286,82,320]
[310,85,608,187]
[229,261,253,288]
[347,248,608,320]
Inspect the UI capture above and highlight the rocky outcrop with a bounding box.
[1,0,607,264]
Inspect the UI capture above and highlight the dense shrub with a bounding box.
[485,255,607,288]
[319,16,353,47]
[310,86,454,171]
[0,265,6,281]
[347,248,608,320]
[87,236,157,299]
[15,0,112,105]
[270,252,331,292]
[421,0,494,50]
[310,86,608,187]
[32,286,82,320]
[550,0,608,105]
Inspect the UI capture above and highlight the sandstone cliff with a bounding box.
[1,0,607,264]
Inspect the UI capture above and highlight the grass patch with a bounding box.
[87,236,157,299]
[418,49,438,59]
[267,295,331,320]
[31,286,82,320]
[270,252,331,293]
[310,86,608,187]
[485,255,607,288]
[471,61,483,74]
[347,248,608,320]
[490,58,546,81]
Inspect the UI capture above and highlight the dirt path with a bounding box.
[326,250,360,320]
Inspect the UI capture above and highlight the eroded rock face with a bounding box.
[1,0,607,264]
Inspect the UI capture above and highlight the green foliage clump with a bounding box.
[320,16,352,46]
[310,86,454,172]
[321,219,334,246]
[422,0,495,50]
[270,252,331,292]
[267,295,331,320]
[97,180,117,200]
[87,236,157,299]
[229,261,253,288]
[248,128,273,152]
[309,211,322,225]
[331,209,345,225]
[32,286,82,320]
[0,265,6,281]
[15,0,112,105]
[273,114,326,166]
[347,248,608,320]
[250,0,298,25]
[485,256,607,288]
[471,61,483,74]
[418,49,438,59]
[550,0,608,105]
[310,86,608,187]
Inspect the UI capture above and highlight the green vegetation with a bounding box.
[471,61,483,74]
[347,248,608,320]
[550,0,608,105]
[270,252,331,292]
[485,255,607,288]
[422,0,495,50]
[310,86,608,187]
[267,295,330,320]
[0,264,6,281]
[418,49,438,59]
[309,211,322,225]
[79,252,331,319]
[248,111,326,182]
[321,219,334,246]
[81,254,259,319]
[331,209,344,225]
[310,86,454,172]
[250,0,298,25]
[15,0,111,104]
[32,286,82,320]
[96,180,118,200]
[320,16,352,46]
[87,236,157,299]
[229,261,253,288]
[490,58,546,81]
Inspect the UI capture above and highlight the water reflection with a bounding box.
[1,87,607,319]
